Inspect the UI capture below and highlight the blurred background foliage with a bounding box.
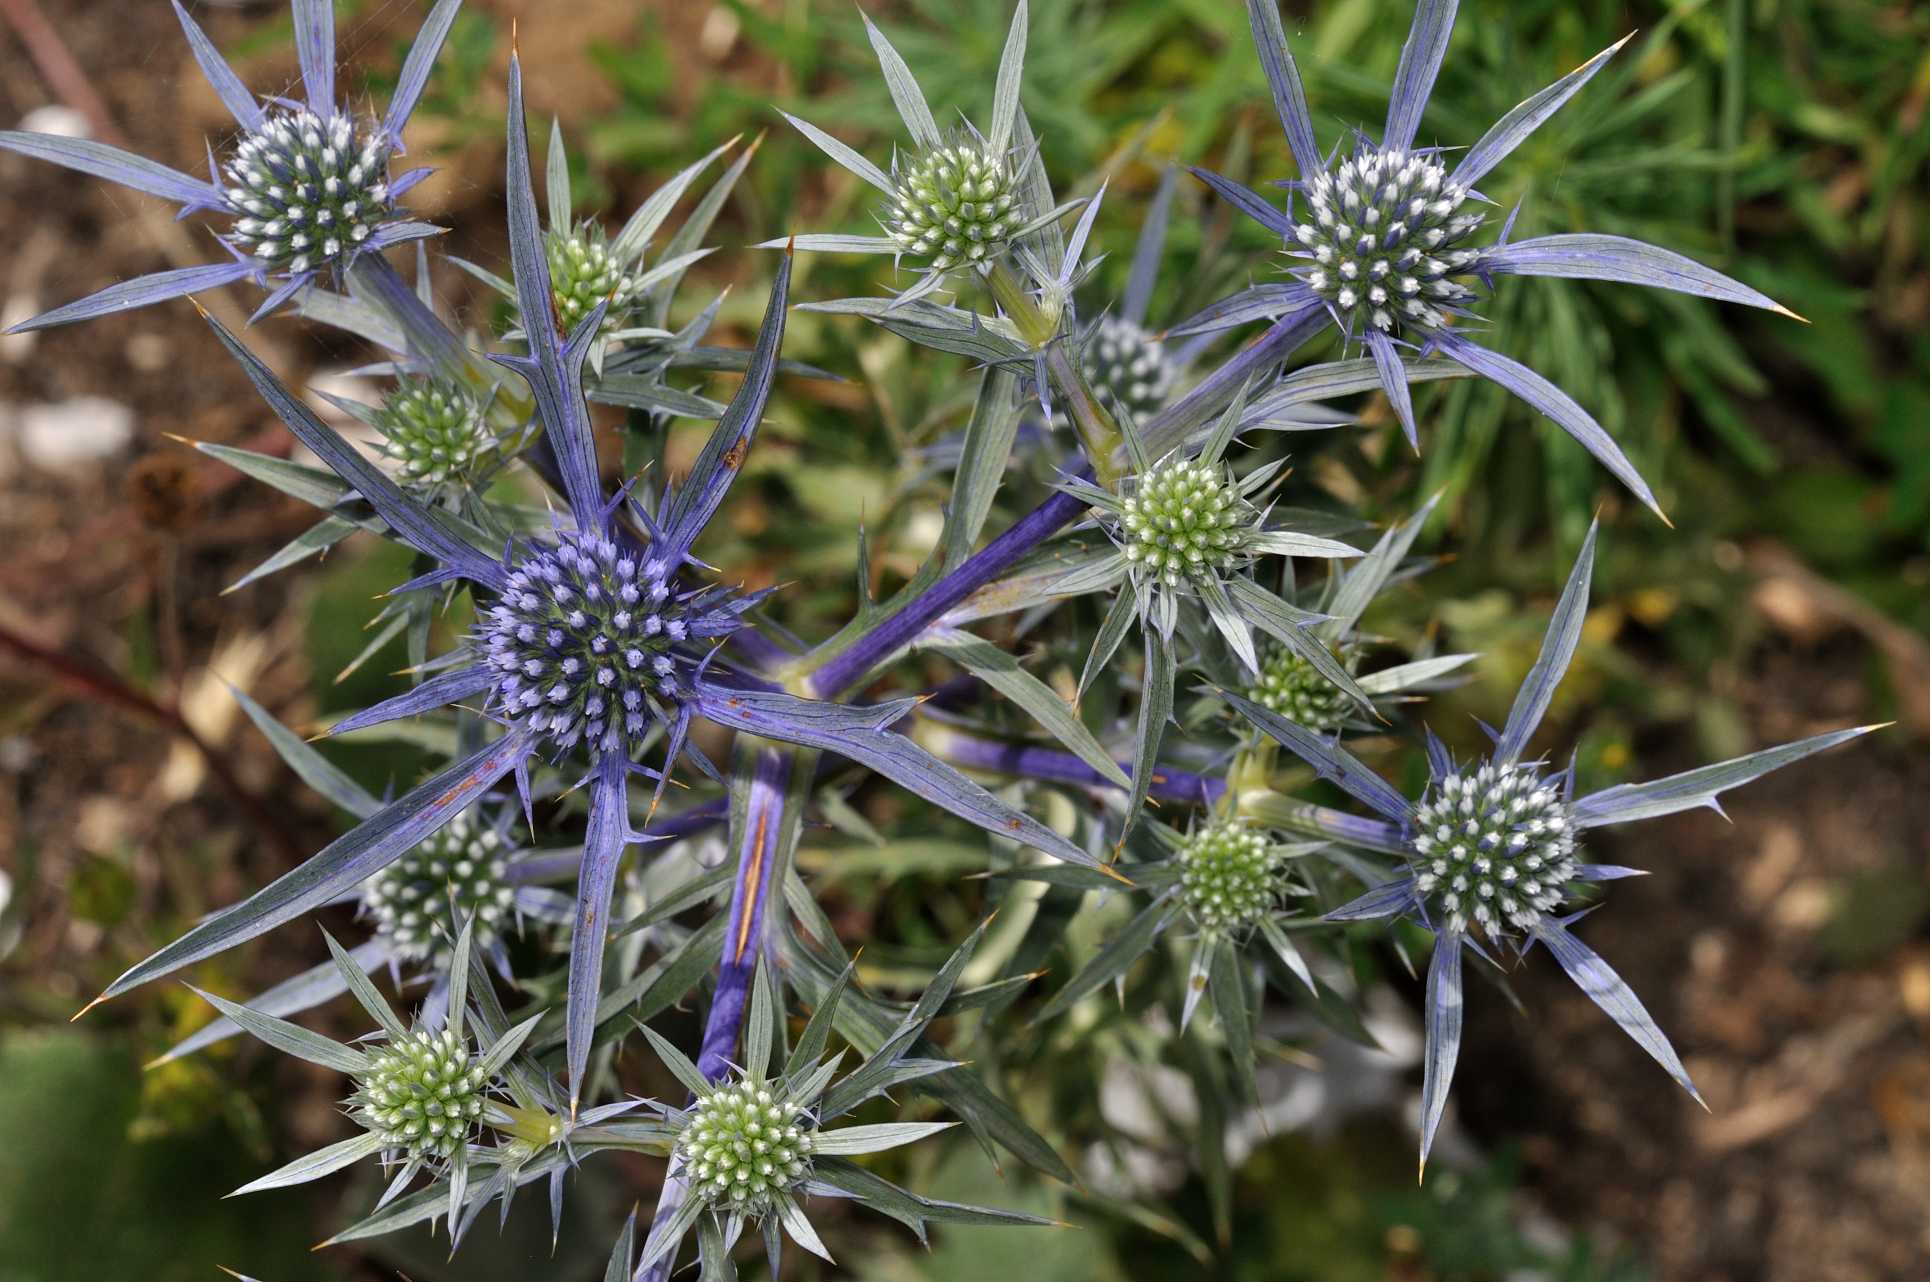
[1,0,1925,1279]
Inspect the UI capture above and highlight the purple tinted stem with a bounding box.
[934,725,1224,809]
[1141,302,1328,458]
[807,486,1088,700]
[695,746,793,1078]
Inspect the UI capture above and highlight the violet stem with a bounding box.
[806,486,1088,700]
[926,721,1225,809]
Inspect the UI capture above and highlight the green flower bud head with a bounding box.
[886,140,1022,272]
[363,812,516,965]
[546,223,641,335]
[1247,646,1352,731]
[1178,822,1284,932]
[224,109,393,275]
[677,1077,816,1214]
[1409,761,1578,936]
[374,379,490,494]
[354,1027,489,1162]
[1080,315,1176,424]
[1292,149,1483,337]
[1119,457,1255,588]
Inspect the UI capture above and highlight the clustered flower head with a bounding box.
[362,811,516,964]
[676,1074,817,1214]
[1409,761,1576,935]
[546,223,642,335]
[224,108,394,276]
[1118,456,1256,589]
[885,138,1024,272]
[481,531,727,759]
[1292,148,1482,336]
[1247,644,1352,730]
[353,1026,491,1162]
[1080,314,1178,423]
[374,379,490,494]
[1178,822,1285,933]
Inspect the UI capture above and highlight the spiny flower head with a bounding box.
[352,1026,490,1162]
[1118,456,1256,588]
[1080,314,1177,423]
[676,1075,816,1214]
[1178,822,1285,933]
[1247,645,1353,730]
[361,811,516,965]
[885,139,1023,272]
[373,379,490,494]
[481,531,741,760]
[224,108,393,276]
[1409,760,1576,937]
[545,222,641,336]
[1290,148,1482,336]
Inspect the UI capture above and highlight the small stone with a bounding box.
[15,396,135,471]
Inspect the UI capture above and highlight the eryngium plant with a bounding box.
[26,0,1876,1273]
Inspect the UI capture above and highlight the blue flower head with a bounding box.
[1190,1,1801,518]
[1226,522,1880,1171]
[0,0,461,330]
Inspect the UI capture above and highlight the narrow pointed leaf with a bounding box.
[1484,233,1787,313]
[1383,0,1457,152]
[662,255,790,562]
[326,665,491,739]
[227,681,379,818]
[386,0,463,141]
[1434,332,1661,518]
[13,261,257,333]
[1365,329,1418,451]
[1244,0,1322,177]
[567,759,630,1112]
[201,309,507,586]
[926,630,1129,789]
[1037,895,1176,1022]
[1187,165,1292,235]
[172,1,264,131]
[191,987,368,1073]
[153,939,388,1065]
[1417,930,1463,1169]
[1535,919,1701,1102]
[291,0,335,113]
[101,730,530,999]
[861,14,941,148]
[502,56,605,527]
[774,112,894,194]
[321,929,408,1041]
[1573,725,1879,828]
[0,131,222,207]
[811,1121,956,1156]
[1496,521,1595,763]
[1452,35,1631,188]
[231,1132,384,1196]
[1223,690,1410,821]
[985,2,1031,152]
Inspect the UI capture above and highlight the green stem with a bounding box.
[984,261,1126,485]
